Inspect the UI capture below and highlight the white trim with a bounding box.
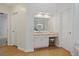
[18,47,34,52]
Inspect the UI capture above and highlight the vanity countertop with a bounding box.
[33,32,58,37]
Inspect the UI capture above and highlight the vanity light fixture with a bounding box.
[34,12,43,18]
[44,13,50,18]
[34,12,50,19]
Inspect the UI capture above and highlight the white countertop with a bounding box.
[33,32,58,37]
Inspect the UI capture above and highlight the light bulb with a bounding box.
[44,13,50,18]
[35,12,44,18]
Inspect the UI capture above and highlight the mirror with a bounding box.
[34,12,50,32]
[35,24,43,32]
[34,18,45,32]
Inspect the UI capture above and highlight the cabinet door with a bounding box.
[34,36,49,48]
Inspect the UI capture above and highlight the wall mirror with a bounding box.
[34,12,50,32]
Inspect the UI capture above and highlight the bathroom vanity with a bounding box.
[33,12,59,48]
[33,32,58,48]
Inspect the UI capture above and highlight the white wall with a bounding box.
[0,5,9,14]
[10,4,34,52]
[72,4,79,55]
[49,4,74,33]
[72,4,79,44]
[58,4,79,55]
[49,4,74,55]
[61,8,74,55]
[49,14,60,32]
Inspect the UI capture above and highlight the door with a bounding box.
[61,8,73,52]
[11,12,18,45]
[11,9,27,48]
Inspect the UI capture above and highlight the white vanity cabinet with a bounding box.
[33,36,49,48]
[33,32,58,48]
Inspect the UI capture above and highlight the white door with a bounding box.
[11,10,27,48]
[11,12,19,45]
[61,8,73,52]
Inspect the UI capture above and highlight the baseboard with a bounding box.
[24,49,34,52]
[18,47,34,52]
[71,52,74,56]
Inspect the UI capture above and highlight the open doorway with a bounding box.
[0,13,8,46]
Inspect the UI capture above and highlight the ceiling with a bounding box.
[0,3,74,16]
[26,3,57,16]
[26,3,74,16]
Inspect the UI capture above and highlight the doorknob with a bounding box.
[69,32,71,34]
